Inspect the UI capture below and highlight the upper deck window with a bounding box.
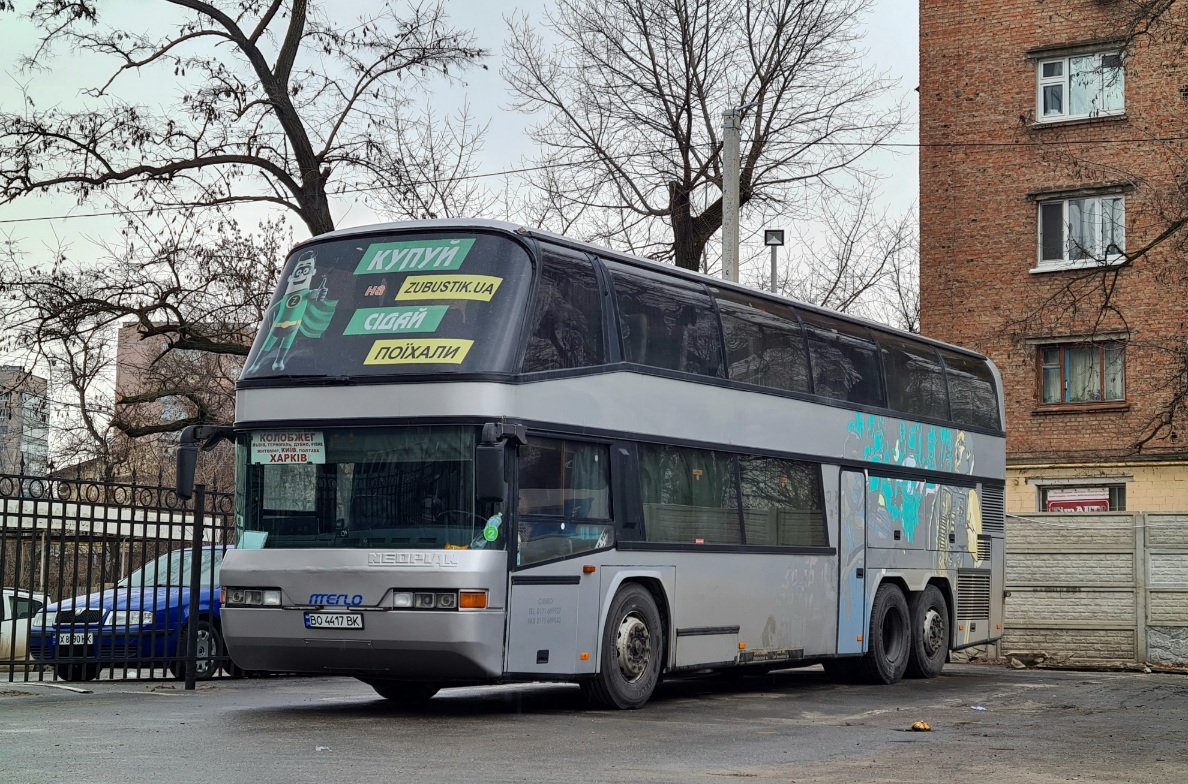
[241,231,533,382]
[716,290,810,394]
[521,247,605,373]
[608,264,724,379]
[938,349,1001,431]
[799,312,885,408]
[879,333,949,421]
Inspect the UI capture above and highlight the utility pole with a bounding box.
[721,108,741,282]
[764,229,784,293]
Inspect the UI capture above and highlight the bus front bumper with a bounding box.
[221,607,506,680]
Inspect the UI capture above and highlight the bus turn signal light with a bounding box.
[459,591,488,609]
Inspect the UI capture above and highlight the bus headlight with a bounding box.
[225,588,282,607]
[388,590,462,610]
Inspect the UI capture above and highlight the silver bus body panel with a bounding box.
[236,374,1006,482]
[230,375,1005,680]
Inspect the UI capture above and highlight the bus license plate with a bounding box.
[60,633,93,646]
[304,612,364,630]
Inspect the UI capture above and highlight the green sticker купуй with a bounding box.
[354,238,476,275]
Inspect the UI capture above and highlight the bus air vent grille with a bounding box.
[976,535,992,562]
[957,571,992,621]
[980,485,1005,534]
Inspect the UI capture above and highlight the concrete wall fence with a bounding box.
[1004,512,1188,665]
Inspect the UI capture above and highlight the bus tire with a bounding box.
[583,583,663,710]
[906,584,949,679]
[858,583,911,685]
[364,679,439,706]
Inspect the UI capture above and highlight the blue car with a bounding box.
[29,546,232,681]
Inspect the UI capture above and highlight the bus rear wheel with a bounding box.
[858,583,911,684]
[906,584,949,679]
[582,583,663,710]
[363,679,440,707]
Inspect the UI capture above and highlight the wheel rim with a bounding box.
[194,629,214,675]
[922,607,946,657]
[614,612,651,682]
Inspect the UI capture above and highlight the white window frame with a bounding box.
[1036,52,1124,123]
[1033,194,1125,272]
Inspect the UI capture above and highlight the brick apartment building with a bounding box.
[920,1,1188,515]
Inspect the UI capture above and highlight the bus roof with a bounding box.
[301,218,988,363]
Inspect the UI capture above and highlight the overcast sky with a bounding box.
[0,0,919,257]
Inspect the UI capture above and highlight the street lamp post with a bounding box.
[764,229,784,293]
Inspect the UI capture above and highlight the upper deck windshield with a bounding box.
[235,426,505,551]
[241,230,533,382]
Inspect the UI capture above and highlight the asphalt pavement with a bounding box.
[2,664,1186,783]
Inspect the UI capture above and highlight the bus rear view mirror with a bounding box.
[176,441,199,501]
[475,443,506,503]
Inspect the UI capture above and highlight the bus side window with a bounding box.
[715,291,810,393]
[799,311,885,407]
[879,333,949,421]
[608,266,724,379]
[637,444,740,544]
[738,456,827,547]
[938,349,1001,431]
[517,437,614,566]
[522,249,605,373]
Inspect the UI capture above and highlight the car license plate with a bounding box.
[60,633,93,646]
[304,612,364,630]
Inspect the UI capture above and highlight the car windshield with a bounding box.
[116,549,222,589]
[237,425,504,550]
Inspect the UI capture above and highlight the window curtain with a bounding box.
[1065,347,1101,402]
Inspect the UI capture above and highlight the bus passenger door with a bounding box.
[837,470,867,655]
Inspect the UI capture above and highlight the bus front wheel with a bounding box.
[905,584,949,679]
[858,583,911,685]
[582,583,663,710]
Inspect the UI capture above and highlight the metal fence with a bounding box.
[0,469,237,683]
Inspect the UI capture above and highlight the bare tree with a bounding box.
[776,193,918,332]
[501,0,902,270]
[0,207,290,468]
[0,1,495,470]
[0,0,486,234]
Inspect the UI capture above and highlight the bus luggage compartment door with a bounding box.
[505,575,596,676]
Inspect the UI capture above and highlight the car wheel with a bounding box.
[857,583,911,685]
[581,583,664,710]
[170,619,223,680]
[905,584,949,679]
[54,662,101,682]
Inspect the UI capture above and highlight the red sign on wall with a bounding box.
[1046,487,1110,513]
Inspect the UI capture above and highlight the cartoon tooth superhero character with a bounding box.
[248,250,339,373]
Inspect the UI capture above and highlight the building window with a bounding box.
[1038,195,1124,268]
[1037,53,1124,122]
[1040,485,1125,512]
[1039,343,1125,404]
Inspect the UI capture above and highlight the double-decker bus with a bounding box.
[179,219,1005,709]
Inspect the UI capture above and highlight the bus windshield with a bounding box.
[240,230,534,381]
[236,426,504,550]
